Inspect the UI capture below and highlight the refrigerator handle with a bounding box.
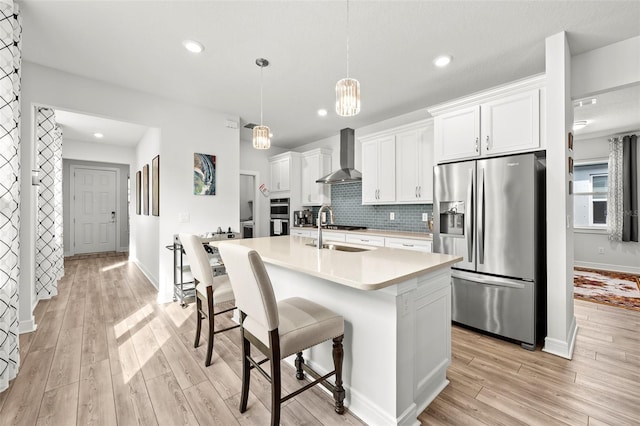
[478,167,485,264]
[466,169,474,262]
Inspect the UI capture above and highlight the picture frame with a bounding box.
[194,153,216,195]
[568,156,574,175]
[152,155,160,216]
[136,170,141,215]
[568,131,573,151]
[143,164,149,215]
[569,180,573,195]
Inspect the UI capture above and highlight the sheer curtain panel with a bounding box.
[0,0,22,392]
[36,107,64,298]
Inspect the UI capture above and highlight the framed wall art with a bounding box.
[152,155,160,216]
[143,164,149,215]
[194,153,216,195]
[136,170,141,215]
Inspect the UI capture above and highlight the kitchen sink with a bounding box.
[305,242,372,252]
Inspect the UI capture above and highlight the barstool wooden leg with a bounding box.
[295,352,305,380]
[194,297,202,348]
[270,329,282,426]
[332,335,346,414]
[205,286,215,367]
[240,314,250,413]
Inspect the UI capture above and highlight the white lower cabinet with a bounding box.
[322,231,346,243]
[291,229,312,237]
[345,234,385,247]
[385,237,432,253]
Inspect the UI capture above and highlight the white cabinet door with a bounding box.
[377,137,396,203]
[396,125,433,203]
[291,229,312,237]
[269,157,291,192]
[345,234,385,247]
[434,105,480,163]
[322,231,346,243]
[385,237,432,253]
[301,150,331,206]
[418,125,434,202]
[301,154,319,204]
[361,139,382,203]
[396,129,420,202]
[481,89,540,156]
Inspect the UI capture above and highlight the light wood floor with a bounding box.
[0,253,638,425]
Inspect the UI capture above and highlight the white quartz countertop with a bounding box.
[292,226,433,240]
[213,236,461,291]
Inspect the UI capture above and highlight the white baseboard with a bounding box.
[19,317,37,334]
[132,259,159,290]
[574,261,640,275]
[543,316,578,359]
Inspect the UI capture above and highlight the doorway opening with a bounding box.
[240,171,258,238]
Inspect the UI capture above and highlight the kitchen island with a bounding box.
[215,235,461,426]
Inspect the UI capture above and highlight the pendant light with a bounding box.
[336,0,360,117]
[253,58,271,149]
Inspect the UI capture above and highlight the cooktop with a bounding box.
[323,225,367,231]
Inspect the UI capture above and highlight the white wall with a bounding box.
[572,36,640,98]
[62,158,131,255]
[20,62,240,323]
[239,139,286,238]
[573,134,640,274]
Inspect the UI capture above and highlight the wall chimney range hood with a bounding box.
[316,128,362,184]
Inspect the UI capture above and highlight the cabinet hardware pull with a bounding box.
[485,135,490,151]
[418,185,421,198]
[415,186,418,198]
[475,137,479,152]
[402,243,414,247]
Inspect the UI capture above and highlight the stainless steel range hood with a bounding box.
[316,128,362,184]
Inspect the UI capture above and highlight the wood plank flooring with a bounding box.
[1,252,638,425]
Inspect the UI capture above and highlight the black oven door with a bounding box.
[270,219,289,236]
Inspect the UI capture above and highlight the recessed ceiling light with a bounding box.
[573,120,588,131]
[317,109,328,117]
[434,55,453,67]
[93,132,104,138]
[183,39,204,54]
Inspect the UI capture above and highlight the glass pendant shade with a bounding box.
[253,125,271,149]
[335,77,360,117]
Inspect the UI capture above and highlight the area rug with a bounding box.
[574,268,640,311]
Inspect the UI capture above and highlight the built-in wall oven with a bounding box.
[270,198,289,236]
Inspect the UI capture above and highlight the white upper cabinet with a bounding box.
[429,75,545,164]
[270,155,290,192]
[361,135,396,204]
[395,121,434,203]
[434,106,481,162]
[480,89,540,156]
[301,148,332,206]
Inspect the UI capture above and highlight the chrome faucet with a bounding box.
[316,204,335,249]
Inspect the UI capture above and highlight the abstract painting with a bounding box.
[194,153,216,195]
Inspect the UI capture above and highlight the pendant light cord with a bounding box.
[346,0,350,79]
[260,64,264,126]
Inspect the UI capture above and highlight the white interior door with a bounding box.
[74,168,117,254]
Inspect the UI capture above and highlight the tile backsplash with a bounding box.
[311,182,433,233]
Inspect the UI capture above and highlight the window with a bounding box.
[574,162,608,228]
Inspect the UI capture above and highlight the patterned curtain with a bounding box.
[607,137,624,241]
[36,108,64,297]
[0,0,21,392]
[621,134,638,242]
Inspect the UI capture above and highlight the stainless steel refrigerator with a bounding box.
[433,152,546,350]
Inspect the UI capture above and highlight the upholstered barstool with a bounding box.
[179,234,239,367]
[218,243,346,426]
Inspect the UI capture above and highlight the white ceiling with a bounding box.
[54,110,149,147]
[573,84,640,138]
[20,1,640,149]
